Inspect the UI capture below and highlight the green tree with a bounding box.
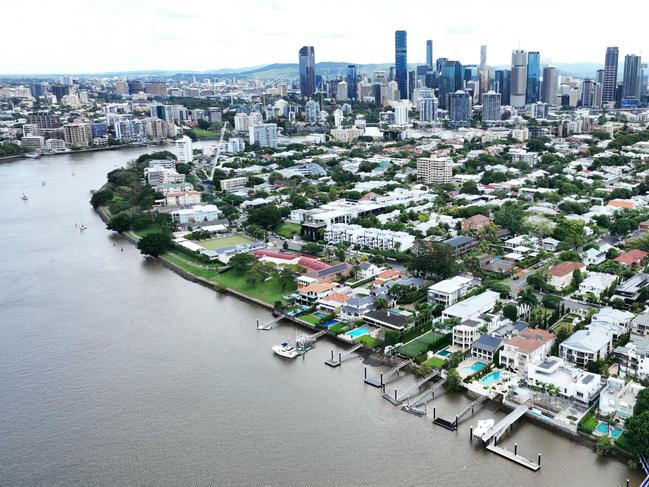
[229,252,256,274]
[90,188,113,207]
[634,388,649,416]
[301,242,323,255]
[493,202,525,234]
[625,411,649,457]
[542,294,562,309]
[445,368,463,392]
[247,205,282,230]
[553,219,585,248]
[137,232,172,257]
[408,239,457,279]
[503,303,518,321]
[106,212,131,233]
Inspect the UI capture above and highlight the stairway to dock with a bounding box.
[383,371,439,406]
[402,376,447,417]
[364,359,412,387]
[433,394,488,430]
[480,403,529,443]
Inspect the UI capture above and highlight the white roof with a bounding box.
[444,290,500,320]
[561,329,611,353]
[429,275,472,294]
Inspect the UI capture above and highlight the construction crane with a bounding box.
[209,121,229,181]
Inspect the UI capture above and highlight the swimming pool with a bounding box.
[437,349,451,357]
[479,371,501,386]
[468,361,487,373]
[595,422,609,435]
[345,327,369,339]
[610,427,623,439]
[313,311,328,319]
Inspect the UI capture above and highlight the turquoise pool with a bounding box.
[313,311,328,318]
[437,349,451,357]
[345,327,369,339]
[595,422,609,435]
[611,427,623,439]
[469,361,487,373]
[479,371,501,386]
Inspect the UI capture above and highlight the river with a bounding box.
[0,146,642,486]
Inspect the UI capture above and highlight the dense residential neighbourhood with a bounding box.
[6,29,649,479]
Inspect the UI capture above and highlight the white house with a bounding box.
[357,262,384,280]
[591,307,634,329]
[583,247,606,266]
[559,329,612,366]
[615,334,649,379]
[170,204,221,224]
[578,272,617,297]
[427,276,473,307]
[599,377,644,420]
[526,356,602,405]
[500,327,555,373]
[452,319,484,352]
[442,290,500,322]
[546,261,585,290]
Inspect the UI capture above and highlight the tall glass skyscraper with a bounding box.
[395,30,408,100]
[298,46,316,98]
[346,64,358,100]
[526,51,541,103]
[426,40,433,67]
[623,54,642,100]
[439,61,463,109]
[603,47,619,104]
[510,50,528,108]
[494,70,511,106]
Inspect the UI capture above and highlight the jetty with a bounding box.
[383,371,439,406]
[256,316,284,330]
[485,441,540,471]
[639,454,649,487]
[432,394,488,430]
[402,376,447,417]
[479,403,529,443]
[364,359,412,387]
[325,344,363,367]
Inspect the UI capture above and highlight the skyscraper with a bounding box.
[581,79,596,107]
[346,64,358,100]
[526,51,541,103]
[510,50,528,108]
[449,90,472,126]
[479,45,489,96]
[298,46,316,98]
[541,67,558,105]
[480,45,487,71]
[494,70,511,106]
[481,91,501,121]
[439,61,463,109]
[426,40,433,67]
[395,30,408,100]
[623,54,642,100]
[603,47,619,104]
[419,96,438,122]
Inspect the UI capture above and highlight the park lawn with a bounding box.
[275,223,301,239]
[213,270,294,304]
[134,223,162,238]
[356,335,381,348]
[423,356,446,369]
[299,313,321,326]
[191,128,219,139]
[199,235,252,250]
[163,253,220,280]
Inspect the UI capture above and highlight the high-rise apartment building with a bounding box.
[510,50,528,108]
[426,40,433,67]
[581,79,596,107]
[481,91,501,121]
[419,96,438,122]
[395,30,408,100]
[623,54,642,100]
[541,67,558,105]
[603,47,619,104]
[298,46,316,98]
[249,123,278,148]
[144,81,167,97]
[439,61,463,109]
[449,90,472,126]
[526,51,541,103]
[417,157,453,184]
[175,135,193,163]
[63,123,92,149]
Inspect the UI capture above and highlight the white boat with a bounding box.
[21,192,28,201]
[79,215,87,231]
[273,334,317,358]
[473,418,495,439]
[272,340,300,359]
[24,152,41,159]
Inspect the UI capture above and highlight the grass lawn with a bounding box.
[213,270,293,304]
[163,253,220,280]
[134,223,162,238]
[552,321,574,334]
[299,313,321,326]
[191,128,219,138]
[578,408,598,435]
[275,223,300,239]
[398,330,445,359]
[615,433,631,452]
[356,335,381,348]
[329,322,349,334]
[198,235,252,250]
[423,356,446,369]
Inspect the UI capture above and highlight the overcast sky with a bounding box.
[3,0,647,74]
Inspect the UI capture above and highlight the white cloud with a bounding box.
[2,0,647,74]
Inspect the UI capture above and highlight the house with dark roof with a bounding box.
[362,309,409,332]
[442,235,477,255]
[471,334,503,363]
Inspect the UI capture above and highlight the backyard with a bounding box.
[274,223,301,239]
[197,235,252,250]
[398,330,448,360]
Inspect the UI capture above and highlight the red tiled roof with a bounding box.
[615,249,649,265]
[546,261,584,277]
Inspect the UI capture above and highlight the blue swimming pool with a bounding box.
[479,371,501,386]
[345,327,369,339]
[313,311,327,319]
[469,361,487,373]
[595,422,611,435]
[323,319,339,328]
[437,349,451,357]
[611,427,623,439]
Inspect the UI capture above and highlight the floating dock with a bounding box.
[383,371,439,406]
[325,344,363,367]
[479,404,529,443]
[485,441,540,471]
[364,359,412,388]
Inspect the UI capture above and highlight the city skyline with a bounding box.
[2,0,648,75]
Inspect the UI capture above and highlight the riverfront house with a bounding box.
[526,357,602,405]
